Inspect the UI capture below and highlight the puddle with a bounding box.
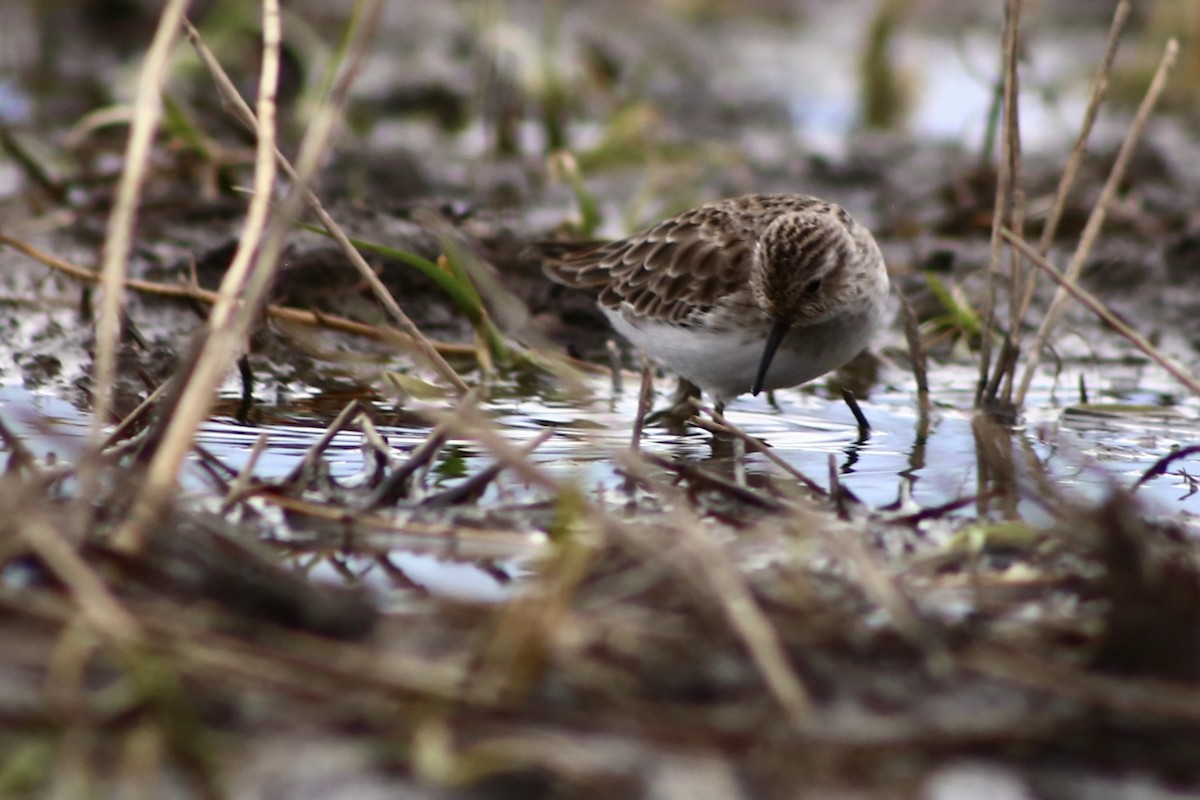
[7,354,1200,606]
[2,2,1199,791]
[8,364,1200,522]
[0,386,90,464]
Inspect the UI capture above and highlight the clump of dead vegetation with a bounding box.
[2,0,1200,797]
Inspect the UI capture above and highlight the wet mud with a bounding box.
[3,1,1200,797]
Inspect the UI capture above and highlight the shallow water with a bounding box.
[7,357,1198,531]
[1,0,1195,597]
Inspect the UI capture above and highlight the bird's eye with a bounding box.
[804,278,822,294]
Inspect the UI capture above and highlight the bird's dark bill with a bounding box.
[752,319,790,396]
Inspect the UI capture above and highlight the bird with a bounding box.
[540,193,889,415]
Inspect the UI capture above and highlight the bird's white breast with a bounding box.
[605,306,880,403]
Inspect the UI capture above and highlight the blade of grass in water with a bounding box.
[549,151,600,238]
[162,93,215,162]
[303,225,509,365]
[437,238,511,367]
[925,272,982,340]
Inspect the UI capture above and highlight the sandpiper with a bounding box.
[542,194,889,413]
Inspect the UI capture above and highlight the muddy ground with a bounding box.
[3,1,1200,798]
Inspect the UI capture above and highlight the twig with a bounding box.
[612,450,816,727]
[12,506,142,646]
[114,0,294,552]
[421,429,554,508]
[183,17,468,396]
[0,234,479,359]
[694,407,826,495]
[426,404,562,495]
[639,452,785,512]
[1003,228,1200,399]
[0,124,67,203]
[285,400,365,486]
[220,432,269,512]
[1011,0,1131,370]
[1015,37,1179,407]
[998,189,1025,405]
[976,0,1022,408]
[365,417,457,510]
[91,0,191,439]
[101,378,172,449]
[1134,444,1200,491]
[1033,0,1130,259]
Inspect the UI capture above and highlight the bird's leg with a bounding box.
[840,387,871,441]
[644,378,703,427]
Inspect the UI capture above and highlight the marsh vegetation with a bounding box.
[2,0,1200,797]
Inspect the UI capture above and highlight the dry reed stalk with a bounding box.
[91,0,191,436]
[101,379,172,448]
[1035,1,1131,259]
[695,407,825,495]
[428,403,563,494]
[976,0,1022,408]
[612,450,815,726]
[113,0,294,551]
[221,432,269,513]
[0,234,480,359]
[467,514,592,706]
[12,505,142,645]
[424,385,817,724]
[997,190,1025,405]
[183,17,469,396]
[964,643,1200,722]
[1003,228,1200,399]
[152,613,470,702]
[699,408,940,661]
[284,400,365,483]
[1014,37,1179,408]
[1004,0,1132,405]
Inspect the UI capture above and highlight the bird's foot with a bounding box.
[643,379,704,429]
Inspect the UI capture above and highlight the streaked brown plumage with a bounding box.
[542,194,889,406]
